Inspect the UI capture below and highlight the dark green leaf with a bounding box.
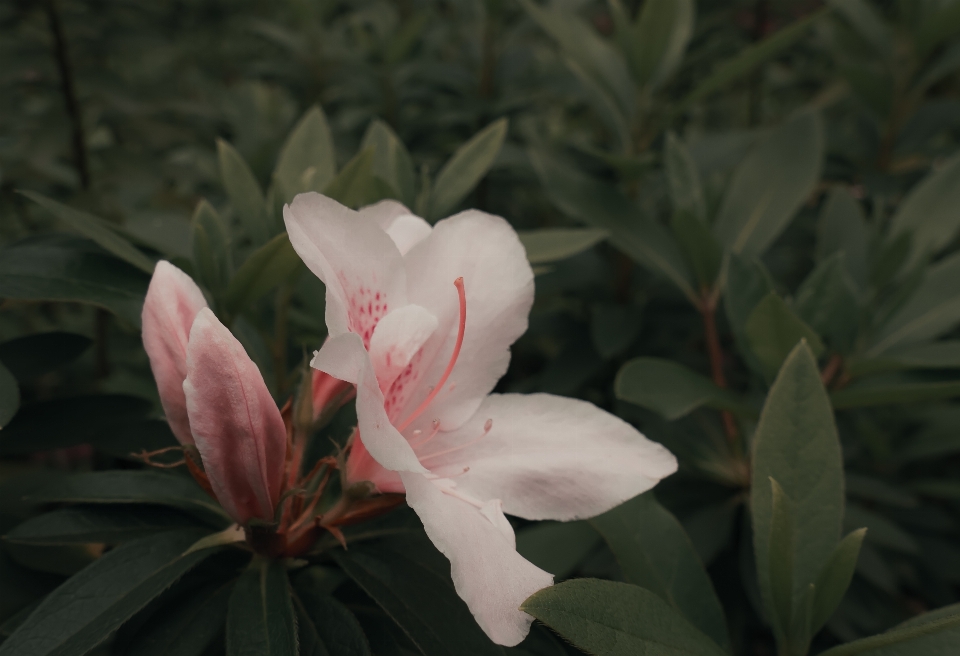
[515,521,600,579]
[227,558,298,656]
[844,503,918,555]
[630,0,694,89]
[361,120,416,208]
[191,199,232,301]
[590,303,642,359]
[323,148,393,210]
[816,189,869,289]
[5,506,203,545]
[810,528,866,634]
[744,293,825,382]
[767,478,795,639]
[888,153,960,267]
[218,139,271,244]
[794,253,860,353]
[92,418,179,461]
[0,234,150,327]
[274,105,336,200]
[29,471,230,527]
[21,191,155,273]
[827,0,893,55]
[123,580,233,656]
[0,361,19,430]
[751,343,844,644]
[831,374,960,409]
[670,210,723,287]
[0,549,59,624]
[850,340,960,375]
[517,228,608,264]
[724,253,776,376]
[528,149,697,302]
[521,579,727,656]
[0,395,151,455]
[224,233,302,317]
[0,332,91,382]
[712,112,823,258]
[293,571,371,656]
[665,132,706,223]
[591,493,730,651]
[0,530,217,656]
[819,603,960,655]
[427,119,507,220]
[331,533,502,656]
[615,357,752,420]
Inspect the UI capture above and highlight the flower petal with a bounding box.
[395,211,534,433]
[358,200,432,255]
[400,471,553,647]
[313,333,426,477]
[141,261,208,446]
[368,305,438,410]
[284,193,406,344]
[425,393,678,521]
[183,309,286,525]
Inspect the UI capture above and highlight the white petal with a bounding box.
[312,333,426,475]
[358,199,413,230]
[358,200,432,255]
[284,193,405,343]
[400,472,553,647]
[395,211,534,434]
[425,393,678,521]
[368,305,438,403]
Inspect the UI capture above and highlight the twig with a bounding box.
[699,294,740,444]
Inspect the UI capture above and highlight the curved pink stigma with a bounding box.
[396,277,466,433]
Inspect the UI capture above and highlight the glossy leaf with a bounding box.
[529,149,697,303]
[751,343,844,645]
[224,232,302,317]
[615,357,752,420]
[591,493,730,651]
[361,119,416,208]
[0,530,216,656]
[0,234,150,326]
[218,139,271,245]
[713,112,823,258]
[5,506,203,545]
[0,332,91,382]
[227,558,298,656]
[515,521,601,579]
[21,191,155,273]
[274,105,336,200]
[521,579,727,656]
[518,228,608,264]
[744,293,825,382]
[427,119,507,220]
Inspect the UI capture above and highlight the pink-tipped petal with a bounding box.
[426,393,678,521]
[400,472,554,646]
[183,309,286,525]
[368,305,438,403]
[141,261,208,445]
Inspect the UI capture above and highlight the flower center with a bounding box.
[395,277,466,433]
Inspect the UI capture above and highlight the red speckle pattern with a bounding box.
[342,277,389,349]
[383,350,423,423]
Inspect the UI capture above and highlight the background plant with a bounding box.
[3,1,960,655]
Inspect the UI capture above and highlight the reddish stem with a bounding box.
[699,296,739,443]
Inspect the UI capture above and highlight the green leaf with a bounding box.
[713,112,823,258]
[323,147,393,210]
[361,119,416,208]
[528,149,697,303]
[794,253,860,353]
[615,357,752,420]
[844,503,918,554]
[517,228,608,264]
[751,343,844,645]
[665,132,706,223]
[724,253,776,376]
[768,478,795,639]
[816,188,869,290]
[191,199,232,300]
[0,234,150,326]
[590,303,643,359]
[0,530,217,656]
[915,1,960,56]
[591,493,730,651]
[331,533,502,656]
[810,528,866,634]
[227,558,298,656]
[671,210,723,287]
[91,417,179,461]
[427,119,507,220]
[818,603,960,655]
[274,105,336,200]
[224,232,303,317]
[0,394,150,455]
[5,506,203,545]
[850,340,960,375]
[521,579,727,656]
[0,361,19,430]
[888,152,960,266]
[21,191,155,274]
[680,9,828,106]
[869,251,960,355]
[831,374,960,409]
[827,0,893,55]
[630,0,695,89]
[744,294,825,382]
[122,580,233,656]
[0,332,91,382]
[293,571,371,656]
[218,139,271,245]
[29,471,230,527]
[515,521,601,579]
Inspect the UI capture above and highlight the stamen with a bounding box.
[396,277,466,433]
[419,419,492,463]
[411,418,442,450]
